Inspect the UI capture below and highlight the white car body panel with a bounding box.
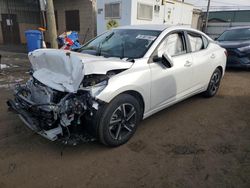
[96,26,226,119]
[28,25,226,120]
[149,53,195,110]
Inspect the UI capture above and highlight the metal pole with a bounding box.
[46,0,58,48]
[204,0,211,33]
[6,0,13,44]
[41,11,47,28]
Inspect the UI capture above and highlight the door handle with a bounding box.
[211,54,216,59]
[184,61,192,67]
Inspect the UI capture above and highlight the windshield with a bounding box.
[79,29,161,59]
[217,28,250,41]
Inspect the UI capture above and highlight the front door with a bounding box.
[1,14,20,44]
[149,32,194,110]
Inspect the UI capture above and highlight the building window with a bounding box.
[65,10,80,31]
[137,3,153,20]
[105,3,121,19]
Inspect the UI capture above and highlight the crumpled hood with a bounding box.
[28,49,133,93]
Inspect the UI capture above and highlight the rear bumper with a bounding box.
[7,99,63,141]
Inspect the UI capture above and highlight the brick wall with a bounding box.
[53,0,97,43]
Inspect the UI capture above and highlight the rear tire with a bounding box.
[203,68,222,98]
[96,94,142,147]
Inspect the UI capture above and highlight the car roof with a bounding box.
[116,24,171,31]
[225,26,250,31]
[116,24,200,32]
[114,24,211,40]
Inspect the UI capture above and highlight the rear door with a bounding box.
[185,31,214,89]
[149,31,195,109]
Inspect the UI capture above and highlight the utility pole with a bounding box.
[204,0,211,33]
[46,0,57,48]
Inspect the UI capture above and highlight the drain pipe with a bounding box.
[0,54,2,70]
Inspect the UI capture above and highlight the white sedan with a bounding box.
[8,25,227,146]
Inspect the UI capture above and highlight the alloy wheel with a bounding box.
[209,71,221,95]
[108,103,137,140]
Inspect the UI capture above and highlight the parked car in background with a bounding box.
[7,25,227,147]
[216,26,250,69]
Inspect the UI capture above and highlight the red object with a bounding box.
[62,37,74,50]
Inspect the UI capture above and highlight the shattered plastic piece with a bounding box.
[0,64,10,69]
[15,78,24,82]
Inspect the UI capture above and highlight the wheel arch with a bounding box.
[120,90,145,119]
[217,66,223,75]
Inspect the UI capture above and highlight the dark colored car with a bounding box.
[216,26,250,69]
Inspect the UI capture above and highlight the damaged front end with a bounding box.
[7,49,132,144]
[7,76,104,144]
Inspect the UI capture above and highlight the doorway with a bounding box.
[1,14,20,44]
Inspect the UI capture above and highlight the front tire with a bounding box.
[97,94,142,147]
[203,68,222,97]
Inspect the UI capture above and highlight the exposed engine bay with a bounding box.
[7,49,132,145]
[8,74,112,144]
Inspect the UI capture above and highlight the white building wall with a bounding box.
[97,0,132,34]
[174,3,193,25]
[164,1,193,26]
[97,0,194,35]
[130,0,164,25]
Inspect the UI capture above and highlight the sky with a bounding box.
[184,0,250,10]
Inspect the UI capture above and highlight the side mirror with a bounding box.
[153,53,173,68]
[214,37,218,41]
[162,53,173,68]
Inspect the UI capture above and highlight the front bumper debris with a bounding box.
[7,82,98,145]
[7,99,63,141]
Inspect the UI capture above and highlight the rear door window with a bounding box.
[187,32,205,52]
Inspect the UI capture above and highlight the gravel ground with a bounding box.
[0,51,249,188]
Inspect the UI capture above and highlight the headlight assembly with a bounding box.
[86,80,108,97]
[238,45,250,52]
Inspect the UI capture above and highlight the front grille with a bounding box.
[227,49,237,56]
[15,94,56,129]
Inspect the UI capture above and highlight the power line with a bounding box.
[197,6,250,8]
[197,5,250,7]
[189,0,250,8]
[210,0,250,6]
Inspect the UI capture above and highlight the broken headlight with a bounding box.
[85,80,108,97]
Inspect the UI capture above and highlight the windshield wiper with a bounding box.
[126,58,135,63]
[96,32,114,56]
[120,41,125,59]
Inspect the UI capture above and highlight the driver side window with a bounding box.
[157,32,186,57]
